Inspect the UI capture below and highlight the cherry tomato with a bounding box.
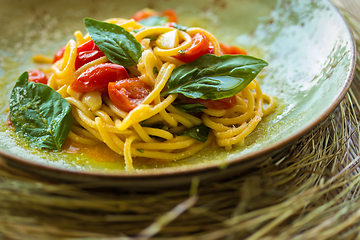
[108,77,151,112]
[75,40,105,70]
[132,9,178,23]
[162,9,178,23]
[131,9,157,21]
[6,112,14,129]
[164,22,175,28]
[53,46,66,63]
[75,50,105,70]
[187,96,237,110]
[28,69,48,84]
[207,42,215,54]
[77,39,101,52]
[200,96,237,109]
[220,43,247,55]
[71,63,129,93]
[175,33,210,63]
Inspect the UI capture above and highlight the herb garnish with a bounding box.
[9,72,72,150]
[139,16,169,26]
[174,103,207,113]
[161,54,268,100]
[178,125,210,142]
[170,23,189,31]
[84,18,143,67]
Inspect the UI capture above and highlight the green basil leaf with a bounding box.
[178,125,210,142]
[131,28,146,34]
[139,16,169,26]
[170,23,189,31]
[84,18,142,67]
[162,54,268,100]
[9,72,72,150]
[174,103,206,113]
[144,35,159,41]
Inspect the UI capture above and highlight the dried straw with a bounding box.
[1,3,360,240]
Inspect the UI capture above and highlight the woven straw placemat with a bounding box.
[0,2,359,240]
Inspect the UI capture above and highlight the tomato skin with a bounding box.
[220,43,247,55]
[200,96,237,109]
[71,63,129,93]
[162,9,178,23]
[6,112,14,129]
[207,42,215,54]
[175,33,210,63]
[75,50,105,70]
[74,40,105,70]
[131,9,157,21]
[164,22,175,28]
[77,39,100,52]
[53,46,66,63]
[108,77,151,112]
[28,69,48,84]
[132,9,178,23]
[187,96,237,110]
[53,40,105,69]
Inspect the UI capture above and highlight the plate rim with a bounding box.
[0,0,357,180]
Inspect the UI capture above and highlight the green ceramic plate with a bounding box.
[0,0,356,188]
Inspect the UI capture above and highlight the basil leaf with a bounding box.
[174,103,206,113]
[139,16,169,26]
[171,23,189,31]
[131,28,146,34]
[162,54,268,100]
[178,125,210,142]
[144,35,159,41]
[9,72,72,150]
[84,18,142,67]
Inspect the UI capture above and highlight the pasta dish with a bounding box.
[8,9,276,170]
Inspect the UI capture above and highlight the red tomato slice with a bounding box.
[53,46,66,63]
[207,42,215,54]
[28,69,48,84]
[132,9,178,23]
[162,9,178,23]
[53,40,104,69]
[175,32,210,63]
[187,96,237,110]
[75,40,105,70]
[6,112,14,129]
[75,50,105,70]
[77,39,100,52]
[220,43,247,55]
[71,63,129,93]
[108,77,151,112]
[131,9,158,21]
[164,22,175,28]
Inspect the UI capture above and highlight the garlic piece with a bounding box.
[81,91,102,111]
[156,30,179,49]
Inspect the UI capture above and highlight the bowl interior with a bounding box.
[0,0,355,174]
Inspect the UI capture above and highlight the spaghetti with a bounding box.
[22,9,276,170]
